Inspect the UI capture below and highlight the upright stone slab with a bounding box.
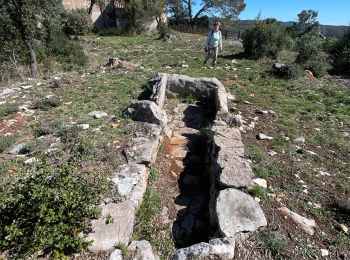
[166,74,219,103]
[149,73,167,108]
[215,188,267,237]
[87,201,135,252]
[122,100,167,126]
[124,137,160,165]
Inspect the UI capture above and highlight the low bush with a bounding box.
[0,103,18,118]
[273,63,303,79]
[296,33,328,77]
[242,19,288,59]
[63,9,92,36]
[0,162,110,257]
[327,29,350,75]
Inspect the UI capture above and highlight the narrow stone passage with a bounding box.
[154,102,215,248]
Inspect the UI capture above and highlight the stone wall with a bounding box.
[62,0,88,10]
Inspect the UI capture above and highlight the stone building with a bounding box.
[61,0,166,31]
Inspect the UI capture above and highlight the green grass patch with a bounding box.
[0,135,17,153]
[259,230,287,256]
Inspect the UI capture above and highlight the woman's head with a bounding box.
[214,21,221,30]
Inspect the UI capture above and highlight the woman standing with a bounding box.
[203,21,223,66]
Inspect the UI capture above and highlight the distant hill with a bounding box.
[236,20,349,38]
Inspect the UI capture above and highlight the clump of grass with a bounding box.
[32,97,62,111]
[253,163,279,179]
[245,145,267,163]
[260,230,286,256]
[183,93,197,105]
[249,184,268,200]
[149,168,159,183]
[0,135,17,153]
[0,103,19,118]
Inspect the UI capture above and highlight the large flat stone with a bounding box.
[87,201,135,252]
[132,122,162,139]
[112,164,148,207]
[124,137,159,165]
[122,100,167,126]
[173,237,235,260]
[217,155,255,188]
[216,188,267,237]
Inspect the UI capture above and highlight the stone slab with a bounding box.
[124,137,160,165]
[216,188,267,237]
[87,201,135,252]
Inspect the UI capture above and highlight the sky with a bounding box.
[238,0,350,26]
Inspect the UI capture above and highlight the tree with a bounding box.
[297,9,320,36]
[168,0,246,26]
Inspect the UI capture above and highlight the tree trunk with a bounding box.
[9,0,38,78]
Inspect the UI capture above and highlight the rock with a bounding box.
[0,87,20,99]
[294,137,306,143]
[268,150,277,156]
[87,201,135,252]
[124,137,159,165]
[321,249,329,257]
[257,133,273,140]
[216,189,267,236]
[215,111,240,127]
[273,63,287,69]
[149,73,167,108]
[78,124,90,130]
[226,92,235,101]
[181,64,189,68]
[165,34,177,41]
[132,122,162,139]
[109,249,123,260]
[255,109,269,115]
[9,143,26,155]
[24,157,38,165]
[112,164,148,207]
[278,207,316,235]
[88,111,108,119]
[173,237,235,260]
[128,240,159,260]
[253,178,267,189]
[122,100,167,126]
[340,224,348,234]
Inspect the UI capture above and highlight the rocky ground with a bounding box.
[0,32,349,259]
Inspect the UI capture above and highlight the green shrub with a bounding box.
[273,63,303,79]
[0,162,110,257]
[63,9,92,36]
[296,33,328,77]
[242,19,288,59]
[327,29,350,75]
[32,97,61,111]
[249,184,268,199]
[0,103,18,118]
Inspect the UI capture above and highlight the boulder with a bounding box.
[132,122,162,139]
[173,237,235,260]
[112,164,148,207]
[122,100,167,126]
[124,137,160,165]
[128,240,159,260]
[87,201,135,252]
[216,188,267,237]
[109,249,123,260]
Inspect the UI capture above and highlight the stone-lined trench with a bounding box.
[85,73,267,259]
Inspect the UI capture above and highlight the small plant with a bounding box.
[183,93,197,105]
[244,145,267,163]
[249,184,268,200]
[105,214,114,225]
[273,63,303,79]
[0,135,17,153]
[32,97,62,111]
[260,230,286,256]
[149,168,159,183]
[0,103,18,118]
[116,242,128,257]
